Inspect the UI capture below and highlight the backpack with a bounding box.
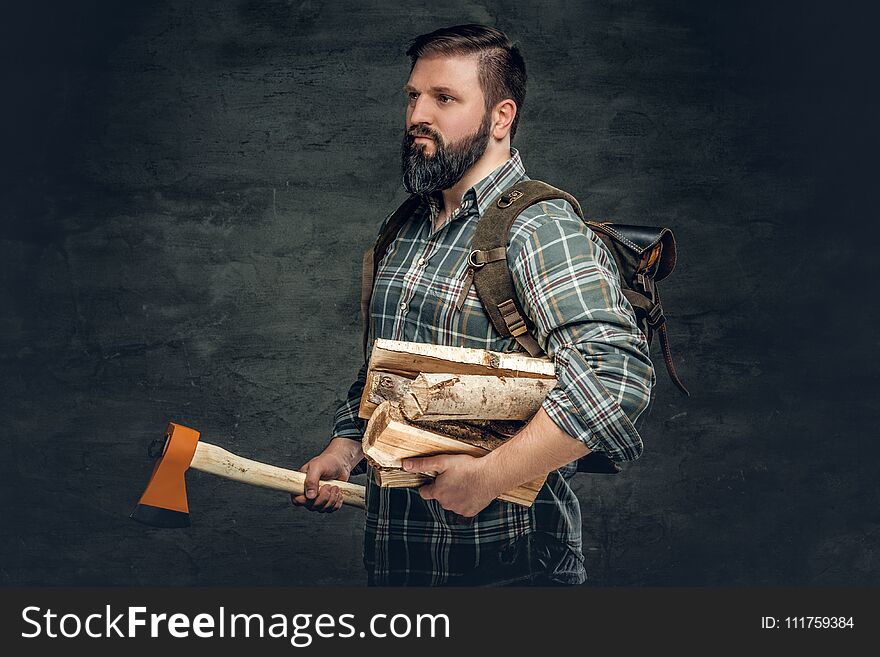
[360,180,688,474]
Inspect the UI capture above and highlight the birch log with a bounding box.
[400,372,555,421]
[359,339,555,419]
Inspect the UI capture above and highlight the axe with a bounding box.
[131,422,365,527]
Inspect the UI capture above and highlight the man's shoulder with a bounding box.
[506,184,588,251]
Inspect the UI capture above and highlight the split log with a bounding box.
[372,467,432,488]
[359,339,554,420]
[400,372,555,421]
[363,402,486,467]
[363,401,545,507]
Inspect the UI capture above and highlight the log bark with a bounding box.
[365,371,414,407]
[363,401,545,507]
[400,372,555,421]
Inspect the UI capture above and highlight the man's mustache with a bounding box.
[406,127,441,143]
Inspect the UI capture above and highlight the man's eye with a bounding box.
[407,92,419,101]
[438,95,453,104]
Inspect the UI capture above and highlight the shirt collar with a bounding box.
[422,147,528,223]
[471,147,527,217]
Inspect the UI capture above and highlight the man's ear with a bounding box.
[491,99,517,140]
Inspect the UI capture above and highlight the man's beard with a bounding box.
[401,112,492,196]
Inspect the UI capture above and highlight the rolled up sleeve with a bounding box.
[508,201,655,462]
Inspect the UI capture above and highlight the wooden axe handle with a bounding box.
[190,442,366,510]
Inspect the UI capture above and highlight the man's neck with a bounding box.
[435,145,513,226]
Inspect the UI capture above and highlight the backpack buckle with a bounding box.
[468,250,487,268]
[636,272,653,294]
[467,247,507,269]
[646,303,666,328]
[497,190,524,208]
[498,299,528,337]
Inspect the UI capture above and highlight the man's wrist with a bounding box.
[481,408,591,492]
[327,436,365,472]
[480,448,514,498]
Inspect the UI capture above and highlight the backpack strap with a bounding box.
[620,287,689,396]
[470,180,584,357]
[361,194,422,361]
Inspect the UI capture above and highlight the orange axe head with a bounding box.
[130,422,200,528]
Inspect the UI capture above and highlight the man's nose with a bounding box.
[408,94,433,128]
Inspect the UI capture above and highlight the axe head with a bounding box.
[130,422,200,528]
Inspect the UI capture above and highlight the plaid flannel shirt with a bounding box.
[332,148,655,585]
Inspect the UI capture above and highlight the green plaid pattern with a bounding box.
[333,149,655,585]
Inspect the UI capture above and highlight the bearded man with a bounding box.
[292,24,655,586]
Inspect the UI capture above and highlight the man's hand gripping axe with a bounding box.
[130,422,365,527]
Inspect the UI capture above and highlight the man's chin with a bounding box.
[408,142,436,156]
[405,152,437,166]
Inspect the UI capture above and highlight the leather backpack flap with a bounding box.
[585,222,677,288]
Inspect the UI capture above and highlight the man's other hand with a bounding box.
[291,439,361,513]
[402,454,500,518]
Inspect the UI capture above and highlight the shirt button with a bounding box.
[399,302,407,311]
[417,257,426,267]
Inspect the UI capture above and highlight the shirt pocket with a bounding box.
[426,269,469,303]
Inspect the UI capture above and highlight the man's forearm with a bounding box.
[399,406,592,517]
[482,407,591,492]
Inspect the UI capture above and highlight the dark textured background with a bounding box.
[1,0,877,586]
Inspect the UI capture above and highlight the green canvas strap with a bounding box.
[470,180,584,357]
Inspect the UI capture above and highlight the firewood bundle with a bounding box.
[358,339,557,507]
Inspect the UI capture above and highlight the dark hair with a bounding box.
[405,24,527,141]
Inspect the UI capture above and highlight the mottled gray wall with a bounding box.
[2,0,876,586]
